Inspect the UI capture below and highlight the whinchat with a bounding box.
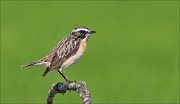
[21,26,96,81]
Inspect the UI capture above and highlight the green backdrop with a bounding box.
[1,1,179,104]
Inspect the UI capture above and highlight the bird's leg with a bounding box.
[57,70,69,82]
[57,70,76,84]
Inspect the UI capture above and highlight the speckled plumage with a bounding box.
[22,26,96,79]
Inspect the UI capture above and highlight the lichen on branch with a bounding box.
[47,81,91,104]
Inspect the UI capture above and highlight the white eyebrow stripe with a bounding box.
[73,28,90,32]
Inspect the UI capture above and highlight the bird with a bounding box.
[21,26,96,82]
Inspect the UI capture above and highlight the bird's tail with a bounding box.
[42,67,50,77]
[21,60,43,68]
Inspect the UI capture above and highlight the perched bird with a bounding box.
[21,26,96,82]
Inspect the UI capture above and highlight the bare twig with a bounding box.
[47,81,91,104]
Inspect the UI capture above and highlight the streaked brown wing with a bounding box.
[42,35,80,77]
[41,35,69,63]
[49,36,80,70]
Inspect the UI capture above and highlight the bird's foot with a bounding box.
[65,80,76,92]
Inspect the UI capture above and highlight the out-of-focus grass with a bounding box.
[1,1,179,104]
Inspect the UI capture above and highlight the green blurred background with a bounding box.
[1,1,179,104]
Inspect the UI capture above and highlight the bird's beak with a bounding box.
[90,30,96,34]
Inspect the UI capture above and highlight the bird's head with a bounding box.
[71,26,96,39]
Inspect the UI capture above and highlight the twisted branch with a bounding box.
[47,81,91,104]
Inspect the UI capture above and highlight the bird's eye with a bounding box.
[80,30,84,33]
[80,30,88,34]
[79,30,84,33]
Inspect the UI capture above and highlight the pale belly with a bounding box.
[61,40,87,70]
